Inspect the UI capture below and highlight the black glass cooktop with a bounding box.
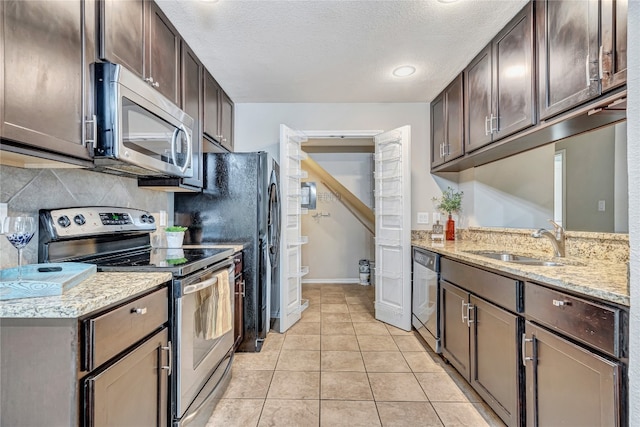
[94,247,234,276]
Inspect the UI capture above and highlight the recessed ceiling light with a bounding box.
[438,0,459,3]
[392,66,416,77]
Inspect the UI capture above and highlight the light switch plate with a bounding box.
[417,212,429,224]
[598,200,606,212]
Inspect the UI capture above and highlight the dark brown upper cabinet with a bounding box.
[99,0,180,105]
[220,92,234,152]
[465,2,535,152]
[204,71,234,152]
[537,0,600,120]
[180,42,204,188]
[601,0,627,92]
[1,0,93,163]
[431,74,464,168]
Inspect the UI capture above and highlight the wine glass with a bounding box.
[3,216,36,282]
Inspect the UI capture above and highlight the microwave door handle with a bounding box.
[182,124,192,174]
[171,124,192,175]
[183,276,218,295]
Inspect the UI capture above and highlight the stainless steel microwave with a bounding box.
[93,62,194,178]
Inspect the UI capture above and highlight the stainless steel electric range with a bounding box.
[39,206,235,427]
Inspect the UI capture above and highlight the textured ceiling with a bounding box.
[157,0,529,103]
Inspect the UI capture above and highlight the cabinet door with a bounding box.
[84,328,169,427]
[430,94,446,168]
[2,0,90,160]
[465,45,493,151]
[220,92,234,152]
[146,2,180,105]
[203,71,221,143]
[98,0,145,78]
[524,321,620,427]
[441,280,470,380]
[470,296,520,427]
[601,0,627,92]
[181,42,203,188]
[234,274,244,350]
[493,2,535,141]
[445,74,464,161]
[537,0,600,120]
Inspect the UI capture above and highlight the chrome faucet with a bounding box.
[531,219,565,257]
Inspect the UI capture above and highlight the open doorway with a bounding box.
[301,136,376,285]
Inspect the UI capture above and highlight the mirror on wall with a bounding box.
[463,121,628,233]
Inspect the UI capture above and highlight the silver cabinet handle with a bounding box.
[161,341,172,376]
[586,54,591,86]
[131,307,147,315]
[485,116,490,136]
[552,299,571,307]
[461,300,468,324]
[490,114,498,134]
[522,333,534,366]
[466,303,474,327]
[241,280,246,297]
[599,45,604,79]
[85,114,97,148]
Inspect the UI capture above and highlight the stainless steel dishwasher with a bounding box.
[412,247,441,353]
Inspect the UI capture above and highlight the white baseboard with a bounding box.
[302,278,361,284]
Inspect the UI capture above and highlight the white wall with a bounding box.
[627,2,639,425]
[301,153,373,282]
[234,103,436,230]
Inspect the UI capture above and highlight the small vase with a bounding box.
[446,214,455,241]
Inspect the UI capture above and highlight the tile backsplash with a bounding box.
[0,165,170,268]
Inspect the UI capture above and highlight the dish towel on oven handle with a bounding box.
[212,269,232,339]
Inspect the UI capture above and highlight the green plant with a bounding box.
[165,226,188,232]
[432,187,463,215]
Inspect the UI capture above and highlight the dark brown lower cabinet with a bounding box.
[441,280,520,427]
[83,328,169,427]
[523,321,621,427]
[441,280,471,379]
[471,296,520,427]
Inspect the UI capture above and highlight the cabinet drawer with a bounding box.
[84,287,169,370]
[441,258,520,312]
[524,282,620,357]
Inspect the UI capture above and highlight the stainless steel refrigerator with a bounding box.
[174,152,280,352]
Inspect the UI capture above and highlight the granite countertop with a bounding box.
[0,272,172,318]
[412,239,630,307]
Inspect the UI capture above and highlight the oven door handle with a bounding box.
[183,276,218,295]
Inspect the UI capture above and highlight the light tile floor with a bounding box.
[207,284,506,427]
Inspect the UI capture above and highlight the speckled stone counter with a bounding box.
[0,272,172,318]
[412,239,629,307]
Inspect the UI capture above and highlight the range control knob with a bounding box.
[74,214,86,226]
[57,215,71,228]
[147,215,155,224]
[140,214,149,223]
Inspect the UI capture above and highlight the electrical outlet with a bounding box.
[598,200,606,212]
[417,212,429,224]
[0,203,7,233]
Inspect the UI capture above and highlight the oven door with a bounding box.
[174,261,234,421]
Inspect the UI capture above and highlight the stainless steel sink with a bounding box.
[464,250,570,267]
